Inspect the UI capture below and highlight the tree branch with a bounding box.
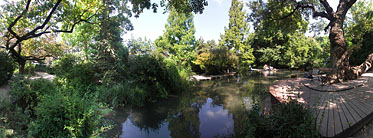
[319,0,334,15]
[336,0,357,18]
[7,0,32,39]
[274,2,330,20]
[27,15,96,39]
[24,54,53,61]
[314,11,329,19]
[21,0,62,41]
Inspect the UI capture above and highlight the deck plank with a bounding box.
[335,93,352,132]
[327,93,336,137]
[319,93,330,137]
[332,93,344,136]
[341,94,368,117]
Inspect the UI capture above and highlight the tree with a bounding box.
[248,0,309,68]
[250,0,372,83]
[219,0,255,70]
[155,8,197,67]
[127,36,154,55]
[0,0,207,74]
[345,1,373,66]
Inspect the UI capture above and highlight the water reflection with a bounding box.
[108,70,302,138]
[120,117,170,138]
[199,98,233,138]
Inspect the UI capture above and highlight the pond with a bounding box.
[105,70,303,138]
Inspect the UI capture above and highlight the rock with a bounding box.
[303,72,313,79]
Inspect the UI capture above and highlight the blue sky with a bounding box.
[123,0,232,42]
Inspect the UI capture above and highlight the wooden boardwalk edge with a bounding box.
[332,109,373,138]
[269,76,373,138]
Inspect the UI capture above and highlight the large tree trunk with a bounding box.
[351,53,373,77]
[327,19,354,83]
[327,19,373,83]
[18,59,26,74]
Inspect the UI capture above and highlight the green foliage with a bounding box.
[257,46,283,66]
[248,0,316,68]
[23,62,36,75]
[346,1,373,65]
[28,88,103,138]
[127,54,190,99]
[155,8,197,67]
[9,77,55,116]
[0,105,31,137]
[97,54,191,107]
[52,54,97,88]
[283,34,325,69]
[246,101,319,138]
[219,0,255,70]
[193,47,238,75]
[0,51,16,85]
[256,34,327,69]
[97,83,147,107]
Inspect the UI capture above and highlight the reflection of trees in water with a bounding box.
[168,92,204,138]
[124,91,204,137]
[128,96,180,132]
[116,70,302,137]
[103,107,131,137]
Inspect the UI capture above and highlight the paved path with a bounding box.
[270,71,373,138]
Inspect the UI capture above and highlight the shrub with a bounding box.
[28,88,103,138]
[97,83,147,107]
[127,54,191,101]
[193,47,238,75]
[97,54,191,107]
[0,51,16,85]
[24,62,36,75]
[246,101,319,138]
[52,54,97,88]
[9,77,55,116]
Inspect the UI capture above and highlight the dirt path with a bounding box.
[0,84,11,103]
[0,72,56,103]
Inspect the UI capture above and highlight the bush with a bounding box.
[28,88,103,138]
[0,51,16,85]
[127,54,190,101]
[52,54,97,88]
[193,47,238,75]
[9,77,55,116]
[24,62,36,75]
[246,101,319,138]
[97,54,191,107]
[97,83,147,107]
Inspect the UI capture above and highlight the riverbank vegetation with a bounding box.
[0,0,372,137]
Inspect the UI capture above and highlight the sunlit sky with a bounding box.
[0,0,340,41]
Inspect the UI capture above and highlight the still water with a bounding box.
[105,70,302,138]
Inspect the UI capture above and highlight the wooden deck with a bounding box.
[191,72,236,81]
[269,72,373,138]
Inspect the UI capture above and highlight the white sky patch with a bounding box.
[213,0,224,5]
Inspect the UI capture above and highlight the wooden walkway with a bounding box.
[269,72,373,138]
[191,72,236,81]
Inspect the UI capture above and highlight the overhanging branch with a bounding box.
[24,54,53,61]
[20,0,63,42]
[273,2,330,20]
[319,0,334,15]
[7,0,32,39]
